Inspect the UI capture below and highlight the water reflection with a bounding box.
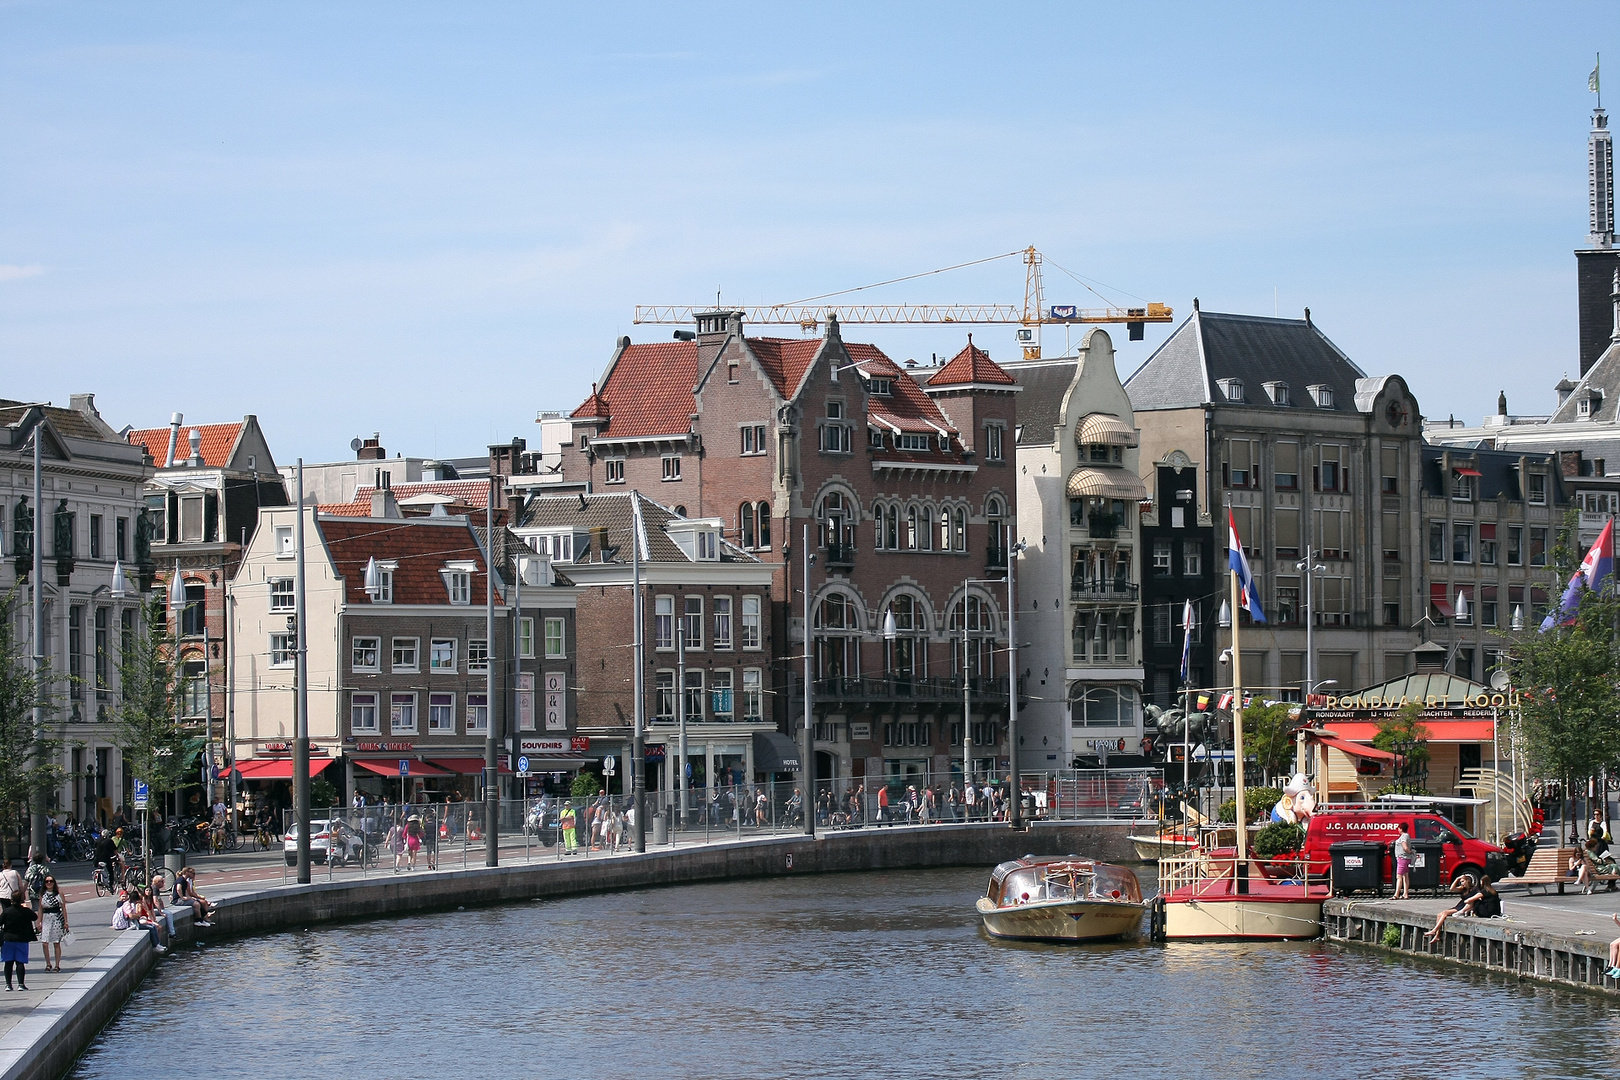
[69,868,1620,1079]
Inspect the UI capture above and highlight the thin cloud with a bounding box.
[0,265,44,282]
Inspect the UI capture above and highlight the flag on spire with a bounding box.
[1180,598,1195,683]
[1592,55,1602,95]
[1228,510,1266,623]
[1541,518,1614,630]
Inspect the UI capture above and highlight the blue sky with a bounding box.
[1,3,1613,461]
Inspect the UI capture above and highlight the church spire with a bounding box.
[1591,54,1614,248]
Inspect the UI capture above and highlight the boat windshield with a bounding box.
[1089,864,1143,903]
[1000,863,1142,905]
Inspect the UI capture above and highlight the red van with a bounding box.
[1303,806,1512,886]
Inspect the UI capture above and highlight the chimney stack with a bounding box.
[357,433,386,461]
[164,412,183,468]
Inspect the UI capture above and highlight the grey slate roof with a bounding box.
[1549,339,1620,423]
[1002,359,1078,445]
[1420,445,1565,502]
[519,490,758,565]
[1123,311,1366,412]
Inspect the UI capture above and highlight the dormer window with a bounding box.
[530,531,577,564]
[1263,381,1291,406]
[696,530,717,560]
[665,517,725,562]
[869,428,885,448]
[1216,378,1245,402]
[897,433,930,451]
[441,562,475,605]
[1308,384,1335,408]
[1580,392,1601,418]
[869,377,894,397]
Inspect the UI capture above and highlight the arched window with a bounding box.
[986,495,1005,556]
[817,491,855,557]
[885,504,899,550]
[739,503,755,549]
[950,593,996,683]
[885,593,927,684]
[906,504,920,550]
[916,504,932,551]
[814,591,860,682]
[755,501,771,550]
[674,505,687,518]
[938,506,951,552]
[873,501,887,550]
[953,507,967,551]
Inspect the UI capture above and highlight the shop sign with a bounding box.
[850,722,871,740]
[261,742,326,754]
[520,738,569,754]
[571,736,590,752]
[545,672,566,731]
[645,745,667,761]
[355,741,415,752]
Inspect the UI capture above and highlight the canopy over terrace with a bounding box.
[1307,671,1514,810]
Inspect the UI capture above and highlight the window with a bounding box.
[374,565,393,603]
[430,638,457,672]
[69,607,82,700]
[713,597,733,649]
[885,594,927,680]
[94,608,108,698]
[1183,544,1201,576]
[274,524,293,557]
[815,591,860,680]
[270,633,295,667]
[392,637,419,672]
[1429,522,1446,563]
[531,532,574,563]
[146,495,168,544]
[820,402,851,453]
[696,530,718,560]
[655,671,676,720]
[1275,507,1300,560]
[1309,384,1335,408]
[1480,524,1497,565]
[1152,541,1172,573]
[519,617,534,659]
[661,455,682,481]
[1274,442,1299,490]
[445,570,471,605]
[1316,444,1343,492]
[1452,523,1474,563]
[352,637,380,672]
[468,638,489,674]
[180,583,206,637]
[1315,509,1349,560]
[116,517,128,560]
[1265,381,1291,406]
[544,617,566,658]
[683,670,705,720]
[1527,472,1547,505]
[605,459,625,483]
[179,496,204,542]
[1451,471,1475,502]
[1381,446,1399,494]
[710,670,734,720]
[269,578,294,611]
[869,427,885,449]
[390,693,417,734]
[986,424,1005,462]
[740,424,768,454]
[1530,527,1547,566]
[869,377,894,397]
[429,693,456,732]
[1481,585,1499,628]
[741,595,762,649]
[121,609,133,663]
[897,433,929,452]
[742,669,763,722]
[183,660,207,717]
[655,595,674,650]
[466,693,489,732]
[351,692,379,733]
[1152,602,1172,644]
[1275,577,1300,624]
[1507,526,1523,565]
[1224,438,1258,488]
[1217,378,1245,402]
[683,596,703,648]
[89,515,102,559]
[953,508,966,551]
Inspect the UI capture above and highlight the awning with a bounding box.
[234,758,334,781]
[1452,467,1482,477]
[1066,467,1149,500]
[1076,413,1139,447]
[1312,734,1399,762]
[752,731,802,773]
[354,759,452,777]
[1324,721,1499,743]
[428,757,513,775]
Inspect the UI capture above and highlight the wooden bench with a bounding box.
[1518,846,1620,894]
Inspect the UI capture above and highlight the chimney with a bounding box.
[164,412,183,469]
[1412,640,1448,672]
[357,433,385,461]
[694,309,741,380]
[187,427,203,467]
[1303,306,1312,327]
[1497,390,1508,417]
[371,473,400,518]
[69,394,95,416]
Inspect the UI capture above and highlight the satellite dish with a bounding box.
[1489,669,1511,692]
[350,437,363,452]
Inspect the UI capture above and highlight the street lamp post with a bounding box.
[1006,529,1026,829]
[801,525,814,838]
[293,461,311,884]
[1296,546,1324,704]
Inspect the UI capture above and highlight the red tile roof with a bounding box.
[747,337,824,399]
[931,337,1016,386]
[128,423,245,468]
[316,517,500,608]
[354,480,495,505]
[575,340,697,438]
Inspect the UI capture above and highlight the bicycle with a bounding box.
[255,823,273,851]
[92,861,113,897]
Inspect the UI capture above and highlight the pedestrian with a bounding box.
[423,807,439,870]
[1391,823,1413,899]
[560,803,578,854]
[0,859,22,904]
[877,783,890,823]
[1,896,37,990]
[174,867,215,925]
[404,815,423,869]
[23,852,48,908]
[963,782,977,821]
[385,820,404,872]
[36,875,66,972]
[1607,913,1620,980]
[143,883,176,941]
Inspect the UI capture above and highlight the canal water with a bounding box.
[69,868,1620,1079]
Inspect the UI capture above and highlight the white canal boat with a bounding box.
[976,856,1148,943]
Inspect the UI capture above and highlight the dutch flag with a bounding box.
[1541,518,1615,631]
[1228,510,1266,623]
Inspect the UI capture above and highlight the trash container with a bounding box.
[164,850,187,877]
[1329,840,1385,894]
[653,812,669,846]
[1408,840,1445,893]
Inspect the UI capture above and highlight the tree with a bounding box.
[0,589,62,859]
[1373,702,1432,796]
[112,596,198,816]
[1242,701,1300,784]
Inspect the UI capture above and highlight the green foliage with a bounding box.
[311,776,338,808]
[1218,786,1282,825]
[1377,781,1431,797]
[1242,701,1300,782]
[0,589,62,857]
[112,595,194,801]
[1372,702,1432,768]
[1254,821,1305,858]
[1381,925,1402,948]
[571,771,602,798]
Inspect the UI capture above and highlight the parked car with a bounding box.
[283,818,367,866]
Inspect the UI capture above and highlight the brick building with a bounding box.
[561,313,1022,793]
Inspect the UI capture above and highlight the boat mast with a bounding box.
[1230,564,1248,894]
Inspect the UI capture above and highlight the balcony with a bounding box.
[811,674,1015,708]
[1088,513,1124,539]
[825,542,856,569]
[1070,579,1139,603]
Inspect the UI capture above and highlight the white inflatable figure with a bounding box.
[1271,774,1315,825]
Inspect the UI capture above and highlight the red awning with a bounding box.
[1453,467,1483,477]
[1431,598,1455,617]
[234,758,333,781]
[427,757,513,775]
[354,759,452,777]
[1313,734,1400,761]
[1324,720,1498,743]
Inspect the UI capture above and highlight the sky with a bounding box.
[1,2,1615,462]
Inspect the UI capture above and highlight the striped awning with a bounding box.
[1066,467,1148,500]
[1076,413,1138,447]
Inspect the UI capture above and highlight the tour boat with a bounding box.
[1127,831,1198,862]
[976,855,1148,943]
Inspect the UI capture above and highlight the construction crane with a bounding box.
[633,246,1173,359]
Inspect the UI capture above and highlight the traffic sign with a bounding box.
[517,755,530,773]
[399,759,410,777]
[603,755,617,775]
[132,779,149,810]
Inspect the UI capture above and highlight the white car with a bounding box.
[283,819,366,866]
